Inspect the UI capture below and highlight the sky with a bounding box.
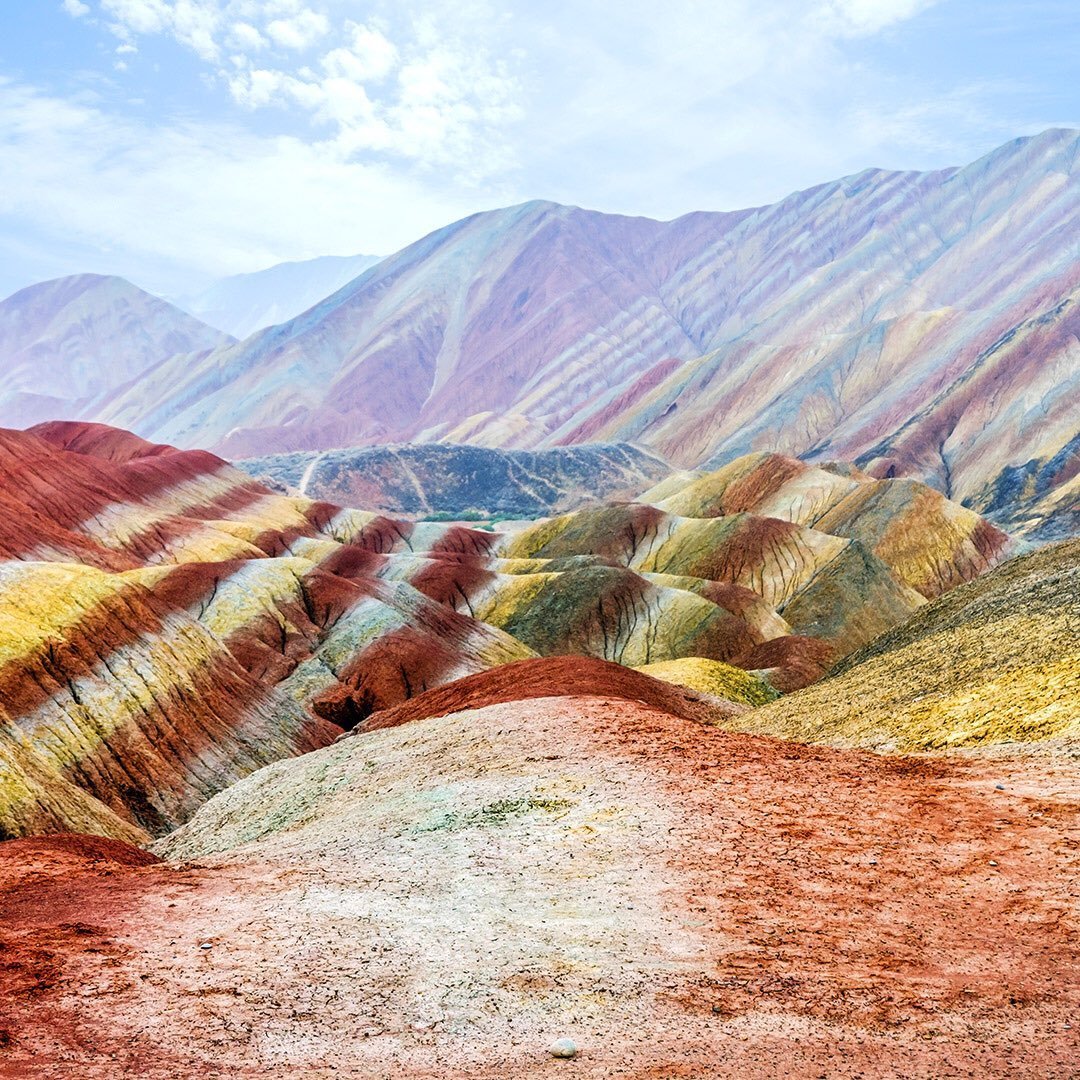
[0,0,1076,299]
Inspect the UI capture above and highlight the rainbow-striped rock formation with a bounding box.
[726,537,1080,751]
[0,423,1017,841]
[0,423,534,841]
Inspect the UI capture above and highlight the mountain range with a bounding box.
[0,130,1075,538]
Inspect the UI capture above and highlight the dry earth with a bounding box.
[1,694,1077,1078]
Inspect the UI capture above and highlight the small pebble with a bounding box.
[549,1037,577,1059]
[199,942,213,949]
[995,784,1005,791]
[989,860,998,866]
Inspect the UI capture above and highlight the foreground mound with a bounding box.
[2,694,1076,1077]
[728,538,1080,750]
[347,655,751,734]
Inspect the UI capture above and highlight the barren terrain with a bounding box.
[2,694,1077,1078]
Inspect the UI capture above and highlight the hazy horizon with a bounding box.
[1,1,1077,297]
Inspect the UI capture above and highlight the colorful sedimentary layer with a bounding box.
[634,656,779,707]
[0,423,534,840]
[726,538,1080,750]
[0,421,1074,1076]
[643,451,1014,598]
[0,424,1025,841]
[498,497,927,657]
[42,129,1075,535]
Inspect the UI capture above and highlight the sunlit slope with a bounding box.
[0,275,232,428]
[634,657,779,707]
[500,500,929,655]
[644,452,1014,598]
[725,539,1080,750]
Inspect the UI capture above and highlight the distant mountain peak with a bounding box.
[1,130,1076,538]
[0,273,231,429]
[174,252,382,339]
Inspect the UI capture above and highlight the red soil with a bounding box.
[427,526,499,558]
[0,698,1076,1077]
[0,835,160,1008]
[0,426,270,563]
[352,654,742,734]
[312,621,486,726]
[712,453,806,515]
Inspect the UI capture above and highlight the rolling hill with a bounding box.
[238,441,671,515]
[0,423,1021,842]
[723,536,1080,751]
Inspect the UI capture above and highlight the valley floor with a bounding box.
[1,694,1077,1078]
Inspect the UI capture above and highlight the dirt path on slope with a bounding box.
[1,697,1077,1078]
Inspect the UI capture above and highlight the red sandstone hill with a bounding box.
[349,655,743,734]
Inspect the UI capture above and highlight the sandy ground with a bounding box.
[1,694,1078,1078]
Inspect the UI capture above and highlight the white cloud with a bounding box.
[84,2,519,175]
[265,8,328,50]
[102,0,171,35]
[212,8,520,175]
[228,67,325,110]
[0,78,492,291]
[61,0,91,17]
[321,23,397,83]
[815,0,939,36]
[229,21,267,51]
[101,0,223,60]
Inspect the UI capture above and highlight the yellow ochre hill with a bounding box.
[724,537,1080,751]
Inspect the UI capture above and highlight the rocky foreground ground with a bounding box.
[2,693,1077,1078]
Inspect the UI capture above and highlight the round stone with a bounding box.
[549,1037,577,1059]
